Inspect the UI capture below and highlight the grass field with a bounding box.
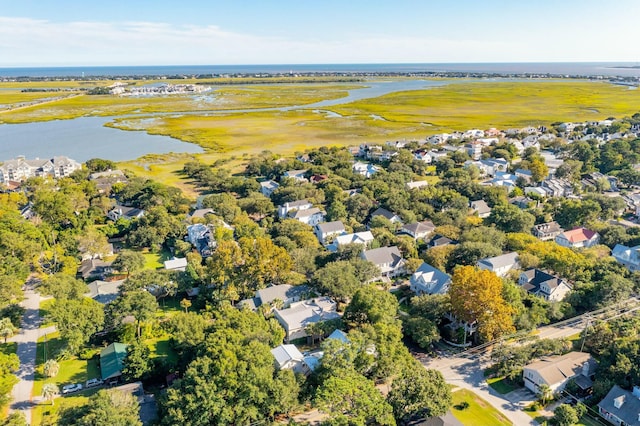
[485,376,521,395]
[451,389,512,426]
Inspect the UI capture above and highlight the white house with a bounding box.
[598,385,640,426]
[273,297,341,342]
[523,352,595,394]
[328,231,374,252]
[288,207,325,226]
[0,155,81,183]
[278,200,313,219]
[370,207,403,224]
[315,221,346,245]
[353,162,380,178]
[555,227,600,249]
[612,244,640,272]
[470,200,492,218]
[164,257,188,272]
[283,169,308,182]
[410,263,451,295]
[399,221,436,240]
[271,344,312,376]
[186,223,216,257]
[533,222,564,241]
[260,180,280,197]
[477,252,520,277]
[406,180,430,190]
[361,246,406,278]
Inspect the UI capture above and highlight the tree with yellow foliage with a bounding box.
[449,266,515,342]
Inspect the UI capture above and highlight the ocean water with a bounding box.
[1,63,640,78]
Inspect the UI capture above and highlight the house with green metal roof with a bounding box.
[100,342,128,381]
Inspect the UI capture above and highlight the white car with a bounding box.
[62,383,83,394]
[85,378,103,388]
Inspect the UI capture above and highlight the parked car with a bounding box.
[62,383,83,394]
[85,378,103,388]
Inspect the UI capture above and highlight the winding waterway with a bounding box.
[0,79,445,162]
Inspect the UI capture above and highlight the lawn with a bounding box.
[451,389,512,426]
[486,376,520,395]
[31,332,102,425]
[142,248,172,270]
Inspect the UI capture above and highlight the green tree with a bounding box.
[39,274,87,300]
[111,250,145,276]
[315,369,395,426]
[0,318,16,344]
[344,286,398,328]
[109,290,158,338]
[122,341,152,381]
[42,383,59,406]
[488,203,535,234]
[43,359,59,378]
[47,298,105,354]
[553,403,582,426]
[180,298,191,313]
[313,261,361,301]
[1,411,27,426]
[63,389,142,426]
[387,365,451,422]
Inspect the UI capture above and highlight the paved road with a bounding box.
[8,280,55,425]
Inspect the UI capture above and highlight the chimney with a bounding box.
[633,386,640,399]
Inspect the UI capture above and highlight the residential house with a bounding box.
[278,200,313,219]
[514,168,533,182]
[470,200,492,219]
[399,220,436,240]
[533,222,564,241]
[406,180,430,190]
[465,142,483,160]
[361,246,406,278]
[271,344,313,376]
[477,252,520,277]
[510,196,535,209]
[186,223,216,257]
[555,227,600,249]
[273,297,341,342]
[110,382,158,426]
[100,342,128,383]
[522,351,596,394]
[353,161,380,178]
[239,284,310,311]
[598,385,640,426]
[370,207,402,225]
[164,257,188,272]
[89,169,128,194]
[80,243,114,261]
[77,259,113,281]
[328,231,374,252]
[326,329,350,343]
[428,234,455,248]
[260,180,280,198]
[519,269,572,301]
[186,208,215,221]
[478,158,508,177]
[107,205,145,221]
[283,169,308,182]
[409,412,464,426]
[315,221,346,245]
[288,207,325,226]
[413,150,433,163]
[541,178,573,197]
[86,279,125,304]
[0,155,81,183]
[525,186,549,198]
[310,174,328,184]
[491,173,519,191]
[410,263,451,295]
[612,244,640,272]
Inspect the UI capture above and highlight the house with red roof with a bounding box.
[555,227,600,249]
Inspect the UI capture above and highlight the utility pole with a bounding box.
[580,316,591,353]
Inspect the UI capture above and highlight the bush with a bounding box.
[455,401,470,411]
[0,305,25,328]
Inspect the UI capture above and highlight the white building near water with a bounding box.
[0,155,81,182]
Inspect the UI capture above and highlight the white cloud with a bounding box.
[0,16,637,66]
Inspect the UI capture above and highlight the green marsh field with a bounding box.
[1,78,639,195]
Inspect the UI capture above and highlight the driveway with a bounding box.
[8,278,55,425]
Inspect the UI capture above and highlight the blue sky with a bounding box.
[2,0,640,66]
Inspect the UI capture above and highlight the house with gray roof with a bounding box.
[315,221,346,245]
[370,207,402,225]
[477,252,520,277]
[598,385,640,426]
[470,200,492,218]
[187,208,215,220]
[612,244,640,272]
[523,351,596,394]
[107,205,145,222]
[361,246,406,278]
[273,297,341,342]
[77,259,113,280]
[519,269,572,301]
[328,231,374,252]
[399,220,435,241]
[410,263,450,295]
[260,180,280,197]
[288,207,325,226]
[283,169,308,182]
[533,221,564,241]
[86,279,124,304]
[164,257,188,271]
[186,223,216,257]
[270,344,313,376]
[0,155,81,183]
[278,199,313,218]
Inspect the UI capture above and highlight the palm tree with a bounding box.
[43,359,59,378]
[538,384,552,406]
[0,318,16,343]
[180,298,192,313]
[42,383,59,406]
